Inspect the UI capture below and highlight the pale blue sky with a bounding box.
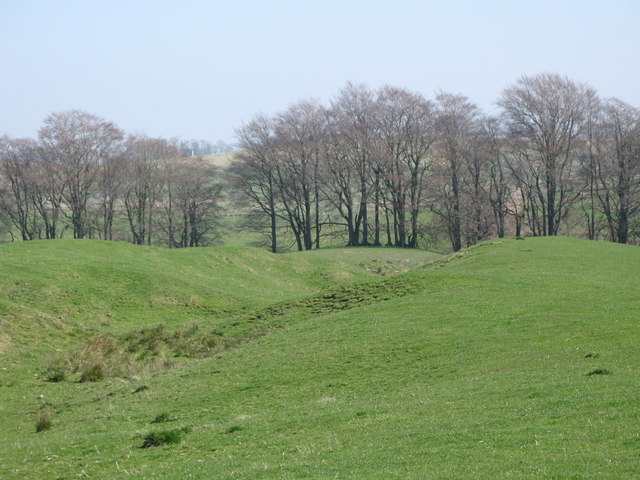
[1,0,638,145]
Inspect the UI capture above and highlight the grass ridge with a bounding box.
[47,254,444,381]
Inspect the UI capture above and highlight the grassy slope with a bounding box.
[1,237,638,479]
[0,239,438,356]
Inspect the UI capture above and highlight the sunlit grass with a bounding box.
[0,237,638,478]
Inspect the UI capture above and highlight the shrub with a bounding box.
[35,410,52,432]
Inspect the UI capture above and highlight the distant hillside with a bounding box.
[201,151,238,167]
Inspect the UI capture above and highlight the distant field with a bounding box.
[1,237,638,479]
[202,151,238,168]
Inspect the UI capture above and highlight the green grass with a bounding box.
[1,237,638,478]
[0,239,438,357]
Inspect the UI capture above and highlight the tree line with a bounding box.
[1,73,639,252]
[230,73,640,252]
[0,110,223,247]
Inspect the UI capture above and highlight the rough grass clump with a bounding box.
[123,325,167,358]
[35,410,52,432]
[121,322,225,360]
[141,430,181,448]
[45,322,226,383]
[69,335,129,382]
[79,360,106,382]
[170,323,224,357]
[151,412,171,424]
[141,427,190,448]
[43,356,67,382]
[586,368,612,376]
[225,425,242,434]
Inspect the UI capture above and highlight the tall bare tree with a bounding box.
[482,118,512,238]
[0,137,39,240]
[372,86,435,247]
[121,136,176,245]
[498,74,597,235]
[161,157,223,248]
[97,141,126,240]
[592,99,640,243]
[324,83,377,246]
[38,110,123,239]
[432,92,483,251]
[577,94,603,240]
[231,115,281,252]
[273,100,326,251]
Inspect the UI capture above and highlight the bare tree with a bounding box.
[273,100,326,251]
[38,110,123,239]
[121,136,176,245]
[0,136,67,241]
[161,157,223,247]
[498,74,597,235]
[96,141,126,240]
[592,99,640,243]
[31,144,66,239]
[482,118,512,238]
[576,94,603,240]
[462,133,493,246]
[231,115,281,252]
[431,92,484,251]
[372,86,435,247]
[0,137,40,240]
[323,83,377,246]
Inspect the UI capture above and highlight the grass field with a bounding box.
[0,237,638,479]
